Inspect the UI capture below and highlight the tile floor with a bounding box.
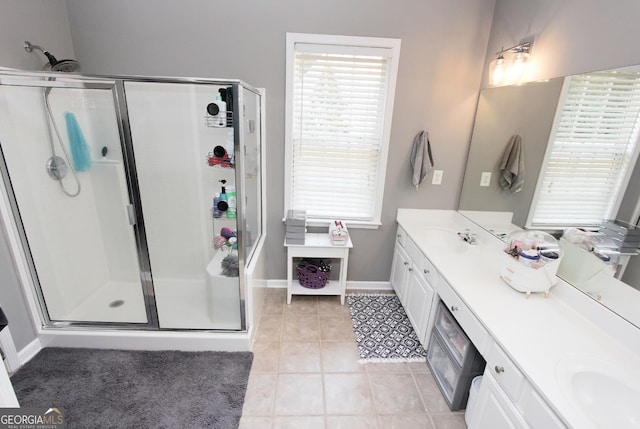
[239,289,468,429]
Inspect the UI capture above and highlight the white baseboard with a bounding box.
[13,329,253,366]
[266,279,287,288]
[37,329,251,352]
[267,279,392,291]
[17,337,42,366]
[347,281,393,291]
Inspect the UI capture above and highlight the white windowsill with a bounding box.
[281,217,381,230]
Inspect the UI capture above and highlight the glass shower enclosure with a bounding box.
[0,70,263,331]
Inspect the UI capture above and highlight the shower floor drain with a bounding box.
[109,300,125,308]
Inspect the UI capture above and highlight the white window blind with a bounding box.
[285,34,400,226]
[530,71,640,228]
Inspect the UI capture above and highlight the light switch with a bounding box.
[480,172,491,187]
[432,170,443,185]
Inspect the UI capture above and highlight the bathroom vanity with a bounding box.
[393,209,640,429]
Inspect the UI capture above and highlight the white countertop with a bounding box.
[396,209,640,429]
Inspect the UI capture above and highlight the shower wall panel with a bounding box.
[0,84,146,323]
[240,88,262,263]
[0,86,107,318]
[91,162,139,282]
[125,81,241,330]
[0,72,262,332]
[81,89,140,284]
[125,82,209,278]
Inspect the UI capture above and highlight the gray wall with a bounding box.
[0,0,76,350]
[0,0,75,71]
[483,0,640,88]
[3,0,640,352]
[64,0,497,282]
[459,78,564,226]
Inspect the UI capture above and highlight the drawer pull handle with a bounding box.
[397,234,402,238]
[450,305,458,312]
[408,268,413,272]
[424,269,429,274]
[494,365,505,374]
[403,262,409,266]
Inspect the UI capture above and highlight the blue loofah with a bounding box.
[64,112,92,172]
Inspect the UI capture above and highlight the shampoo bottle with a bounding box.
[226,185,237,219]
[216,94,227,127]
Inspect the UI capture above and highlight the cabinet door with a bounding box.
[470,373,527,429]
[390,244,410,303]
[522,386,567,429]
[405,270,435,345]
[0,357,18,407]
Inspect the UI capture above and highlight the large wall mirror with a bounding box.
[458,66,640,328]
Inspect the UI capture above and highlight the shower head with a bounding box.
[24,41,81,73]
[48,58,81,73]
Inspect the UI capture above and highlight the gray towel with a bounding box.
[410,130,434,189]
[499,134,525,193]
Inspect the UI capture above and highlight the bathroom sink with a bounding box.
[556,356,640,428]
[419,227,475,252]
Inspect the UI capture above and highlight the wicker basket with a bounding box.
[296,259,330,289]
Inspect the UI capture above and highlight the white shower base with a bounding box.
[37,276,250,354]
[62,281,147,324]
[59,277,241,330]
[154,277,241,330]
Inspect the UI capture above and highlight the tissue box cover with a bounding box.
[329,220,348,246]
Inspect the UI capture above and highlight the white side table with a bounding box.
[285,233,353,305]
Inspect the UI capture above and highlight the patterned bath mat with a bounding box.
[347,294,427,363]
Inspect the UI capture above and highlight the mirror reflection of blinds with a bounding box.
[291,44,391,220]
[532,71,640,228]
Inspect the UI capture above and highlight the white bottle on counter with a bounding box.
[215,94,226,127]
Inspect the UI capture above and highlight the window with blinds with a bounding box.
[285,33,401,227]
[529,71,640,228]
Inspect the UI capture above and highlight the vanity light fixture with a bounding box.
[489,41,533,86]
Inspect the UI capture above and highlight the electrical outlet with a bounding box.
[480,172,492,187]
[432,170,443,185]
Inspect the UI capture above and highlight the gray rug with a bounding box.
[347,294,427,363]
[10,347,253,429]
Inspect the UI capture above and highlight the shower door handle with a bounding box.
[127,204,137,226]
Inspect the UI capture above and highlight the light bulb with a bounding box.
[508,52,526,84]
[490,55,505,86]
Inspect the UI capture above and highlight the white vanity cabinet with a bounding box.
[390,227,411,303]
[395,209,640,429]
[471,371,527,429]
[404,260,435,345]
[393,219,564,429]
[390,226,437,345]
[470,342,566,429]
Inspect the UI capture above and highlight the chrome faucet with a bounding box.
[458,229,478,245]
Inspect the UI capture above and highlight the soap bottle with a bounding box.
[216,94,227,127]
[213,193,221,218]
[217,180,229,213]
[226,185,237,219]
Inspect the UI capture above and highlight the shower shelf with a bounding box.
[206,152,234,168]
[203,111,233,128]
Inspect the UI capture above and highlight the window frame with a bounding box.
[284,32,401,229]
[526,73,640,230]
